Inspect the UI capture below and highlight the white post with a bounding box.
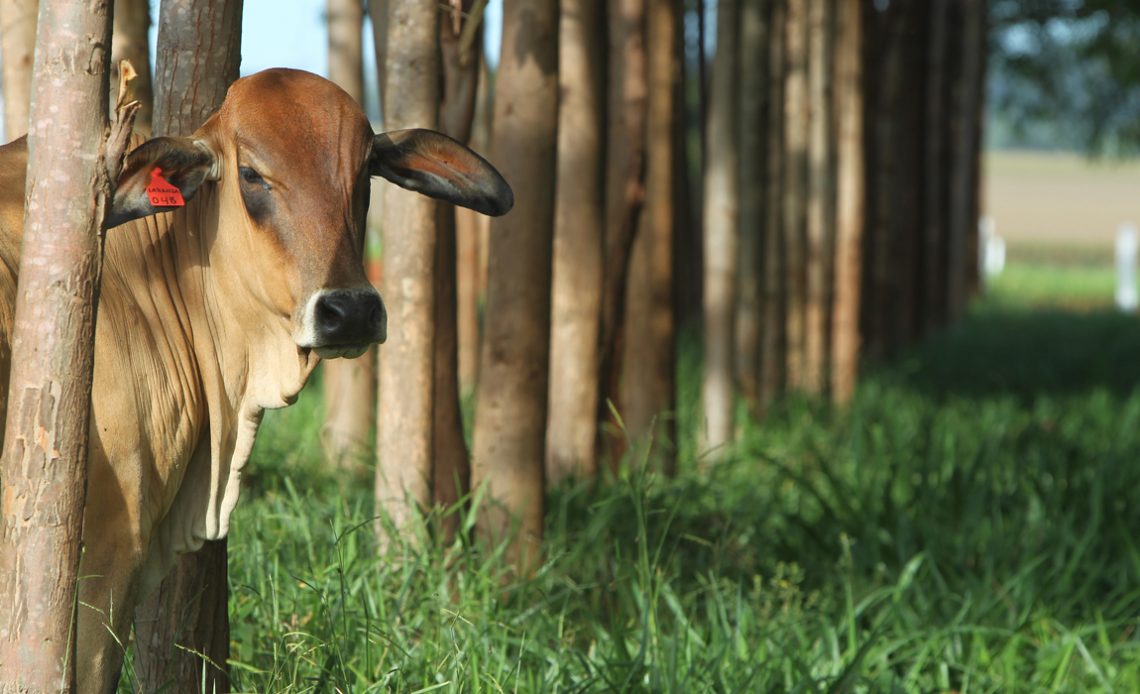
[1116,224,1138,312]
[978,216,1004,290]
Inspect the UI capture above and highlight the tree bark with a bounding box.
[619,0,679,472]
[597,0,648,467]
[472,0,557,576]
[803,0,836,395]
[133,2,243,691]
[735,0,769,405]
[0,1,115,690]
[947,0,986,322]
[0,0,35,141]
[782,0,809,391]
[547,0,605,483]
[701,0,741,452]
[373,0,441,546]
[322,0,376,474]
[759,0,787,411]
[112,0,155,133]
[830,0,865,404]
[922,0,948,336]
[433,0,482,541]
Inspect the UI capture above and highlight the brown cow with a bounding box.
[0,68,511,691]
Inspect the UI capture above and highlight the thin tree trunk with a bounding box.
[0,1,117,689]
[433,0,482,541]
[615,0,678,471]
[374,0,441,546]
[133,2,243,691]
[113,0,155,133]
[472,0,557,576]
[947,0,985,321]
[0,0,35,141]
[547,0,605,483]
[803,0,835,395]
[922,0,948,336]
[830,0,865,404]
[322,0,376,474]
[735,0,769,405]
[597,0,648,467]
[759,0,787,411]
[701,0,741,452]
[782,0,809,391]
[675,0,705,332]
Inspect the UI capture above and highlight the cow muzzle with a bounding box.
[296,287,387,359]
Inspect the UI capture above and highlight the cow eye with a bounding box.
[239,166,267,188]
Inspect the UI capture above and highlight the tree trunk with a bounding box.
[112,0,155,133]
[759,0,787,411]
[946,0,986,322]
[0,1,116,689]
[472,0,558,576]
[0,0,35,141]
[547,0,605,483]
[803,0,836,395]
[133,2,243,691]
[701,0,741,452]
[921,0,948,336]
[782,0,809,391]
[433,0,482,541]
[373,0,441,546]
[619,0,679,471]
[597,0,648,467]
[735,0,769,405]
[322,0,376,474]
[830,0,865,404]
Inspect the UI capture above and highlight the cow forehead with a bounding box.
[214,68,373,171]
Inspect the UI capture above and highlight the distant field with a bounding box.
[985,149,1140,251]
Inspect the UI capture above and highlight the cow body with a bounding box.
[0,69,510,691]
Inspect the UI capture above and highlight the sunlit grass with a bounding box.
[121,265,1140,692]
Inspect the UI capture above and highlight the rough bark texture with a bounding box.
[0,1,113,690]
[597,0,648,466]
[374,0,441,545]
[112,0,155,133]
[701,0,741,452]
[132,2,243,691]
[620,0,678,471]
[546,0,605,483]
[0,0,35,141]
[803,0,835,395]
[830,0,864,404]
[472,0,558,576]
[735,0,769,405]
[433,0,481,541]
[322,0,376,474]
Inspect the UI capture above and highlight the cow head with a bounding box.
[105,68,512,361]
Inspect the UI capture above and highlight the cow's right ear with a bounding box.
[106,137,219,228]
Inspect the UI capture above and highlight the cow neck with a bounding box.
[152,183,318,545]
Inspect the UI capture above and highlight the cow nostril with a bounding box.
[315,294,350,334]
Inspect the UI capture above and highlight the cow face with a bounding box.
[108,68,512,361]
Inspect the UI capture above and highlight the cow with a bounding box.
[0,68,512,691]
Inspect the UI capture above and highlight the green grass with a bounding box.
[123,264,1140,693]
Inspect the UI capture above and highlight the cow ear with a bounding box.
[106,137,219,228]
[369,129,514,217]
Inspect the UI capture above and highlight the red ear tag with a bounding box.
[146,167,185,207]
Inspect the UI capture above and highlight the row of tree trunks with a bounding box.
[132,1,244,691]
[860,0,987,359]
[0,1,118,688]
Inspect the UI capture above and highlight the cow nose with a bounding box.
[313,288,386,345]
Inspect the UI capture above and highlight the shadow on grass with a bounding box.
[890,305,1140,400]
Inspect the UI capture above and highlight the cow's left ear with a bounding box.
[106,136,219,228]
[369,129,514,217]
